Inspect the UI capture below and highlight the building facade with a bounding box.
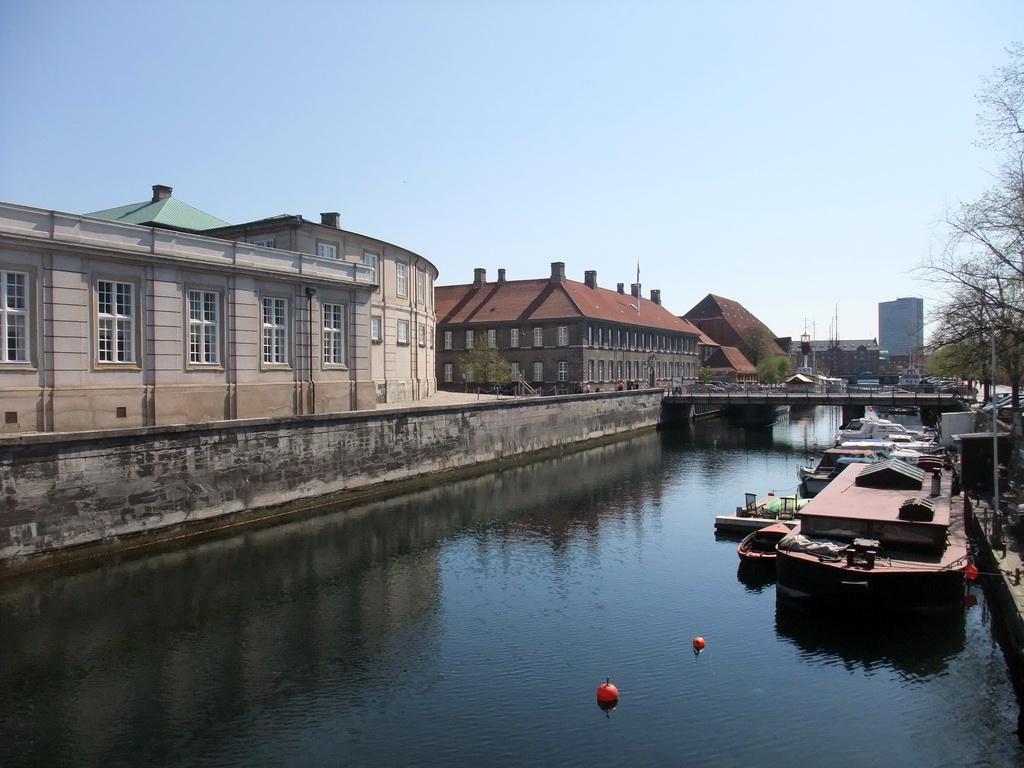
[0,191,435,434]
[435,263,702,392]
[206,211,437,406]
[878,297,924,357]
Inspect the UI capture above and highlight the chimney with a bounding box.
[631,283,640,298]
[550,261,566,283]
[152,185,172,202]
[650,289,662,306]
[473,268,487,286]
[320,212,340,228]
[584,270,597,289]
[497,268,507,283]
[617,283,625,294]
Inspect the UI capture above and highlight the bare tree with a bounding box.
[919,44,1024,404]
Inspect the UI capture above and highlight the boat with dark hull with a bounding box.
[737,522,791,563]
[776,459,971,611]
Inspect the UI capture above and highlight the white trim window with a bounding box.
[252,238,275,248]
[323,302,346,365]
[465,330,474,349]
[487,329,496,348]
[317,242,338,260]
[97,279,135,364]
[187,289,220,365]
[444,330,453,350]
[418,324,426,346]
[533,361,543,381]
[558,361,568,381]
[262,297,288,364]
[511,361,521,380]
[444,363,453,382]
[417,268,425,303]
[396,262,408,297]
[533,327,543,347]
[558,326,568,346]
[363,250,379,287]
[510,328,519,348]
[1,271,29,363]
[371,315,382,343]
[397,319,410,345]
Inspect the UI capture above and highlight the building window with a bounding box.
[398,320,409,345]
[371,315,382,343]
[510,328,520,348]
[187,289,220,365]
[466,330,474,349]
[598,360,605,380]
[418,324,426,346]
[511,361,521,380]
[429,328,434,348]
[487,329,496,348]
[261,297,288,364]
[444,363,453,382]
[396,262,408,297]
[363,250,379,286]
[323,302,345,365]
[533,361,543,381]
[444,330,453,350]
[557,361,568,381]
[317,242,337,260]
[1,271,28,363]
[588,360,594,381]
[533,327,543,347]
[97,279,135,364]
[558,326,568,346]
[252,238,275,248]
[417,269,425,303]
[588,326,593,347]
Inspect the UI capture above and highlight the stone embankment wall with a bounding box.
[0,391,663,568]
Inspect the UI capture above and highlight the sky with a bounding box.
[1,1,1021,342]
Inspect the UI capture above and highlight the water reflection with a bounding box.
[775,602,967,679]
[0,435,674,766]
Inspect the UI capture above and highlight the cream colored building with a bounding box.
[0,191,437,434]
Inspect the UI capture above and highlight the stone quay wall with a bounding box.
[0,391,664,568]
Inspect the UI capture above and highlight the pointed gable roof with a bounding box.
[437,273,701,335]
[683,293,785,354]
[86,185,229,231]
[703,345,757,374]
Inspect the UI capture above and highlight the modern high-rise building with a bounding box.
[878,297,924,357]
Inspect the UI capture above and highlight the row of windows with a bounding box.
[443,360,569,383]
[306,242,432,307]
[441,325,698,353]
[1,272,434,370]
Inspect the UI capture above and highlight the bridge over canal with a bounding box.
[661,390,970,425]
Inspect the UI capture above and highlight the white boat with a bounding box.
[835,409,933,445]
[798,448,879,496]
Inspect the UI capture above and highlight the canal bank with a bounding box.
[0,390,664,574]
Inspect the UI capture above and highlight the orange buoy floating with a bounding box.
[965,564,979,581]
[693,636,706,652]
[597,678,619,703]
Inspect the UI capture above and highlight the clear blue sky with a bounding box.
[1,1,1020,341]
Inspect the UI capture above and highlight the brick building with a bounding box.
[435,263,702,392]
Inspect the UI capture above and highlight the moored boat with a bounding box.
[776,458,971,611]
[737,522,791,562]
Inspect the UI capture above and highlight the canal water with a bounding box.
[2,406,1023,768]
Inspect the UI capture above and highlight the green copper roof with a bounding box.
[86,197,230,231]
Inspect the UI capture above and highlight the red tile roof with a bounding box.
[437,278,702,335]
[704,345,757,373]
[683,293,786,354]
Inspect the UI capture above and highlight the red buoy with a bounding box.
[965,564,979,581]
[693,636,706,652]
[596,678,619,704]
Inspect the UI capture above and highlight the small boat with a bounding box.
[797,448,879,496]
[737,522,791,562]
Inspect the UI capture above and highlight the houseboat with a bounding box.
[776,459,971,611]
